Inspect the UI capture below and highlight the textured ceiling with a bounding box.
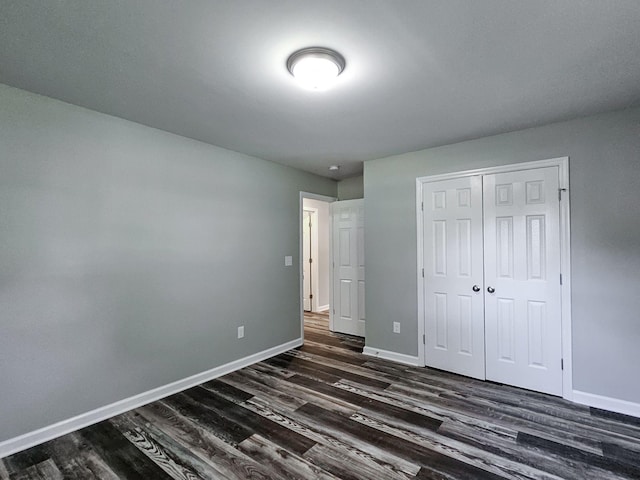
[1,1,639,179]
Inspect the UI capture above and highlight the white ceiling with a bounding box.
[1,1,639,179]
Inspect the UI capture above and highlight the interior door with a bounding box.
[302,210,312,312]
[483,166,563,395]
[331,199,365,337]
[422,176,486,379]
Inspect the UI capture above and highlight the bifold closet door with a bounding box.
[483,167,563,396]
[422,176,486,380]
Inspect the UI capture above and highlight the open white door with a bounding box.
[484,166,563,395]
[422,176,486,379]
[331,199,365,337]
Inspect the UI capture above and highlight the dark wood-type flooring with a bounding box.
[2,312,640,479]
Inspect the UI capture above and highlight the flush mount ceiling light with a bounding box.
[287,47,345,91]
[328,165,340,171]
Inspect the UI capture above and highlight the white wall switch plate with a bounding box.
[393,322,401,334]
[284,255,293,266]
[237,326,245,338]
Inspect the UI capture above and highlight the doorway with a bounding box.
[299,192,334,340]
[416,157,572,398]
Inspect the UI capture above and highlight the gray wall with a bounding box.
[0,84,336,442]
[365,107,640,404]
[338,175,364,200]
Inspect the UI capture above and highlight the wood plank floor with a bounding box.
[3,311,640,479]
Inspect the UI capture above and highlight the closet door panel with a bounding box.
[422,176,485,379]
[483,167,562,395]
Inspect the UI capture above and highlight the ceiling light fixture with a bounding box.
[328,165,340,171]
[287,47,345,91]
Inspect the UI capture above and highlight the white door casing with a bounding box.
[302,209,312,311]
[331,199,365,337]
[417,157,571,398]
[422,176,486,379]
[484,167,563,395]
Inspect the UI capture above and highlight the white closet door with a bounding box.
[331,199,365,337]
[483,167,563,395]
[422,176,486,379]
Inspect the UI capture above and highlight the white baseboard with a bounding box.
[572,390,640,419]
[315,304,330,313]
[0,337,303,459]
[363,346,421,366]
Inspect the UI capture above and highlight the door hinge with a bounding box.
[310,294,313,299]
[558,188,567,201]
[421,202,424,211]
[422,268,424,278]
[309,258,312,263]
[561,358,564,370]
[423,334,426,344]
[560,273,563,285]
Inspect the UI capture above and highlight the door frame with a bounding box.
[299,192,336,341]
[416,157,573,400]
[302,207,319,312]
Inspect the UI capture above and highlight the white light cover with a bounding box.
[287,48,345,91]
[292,56,340,90]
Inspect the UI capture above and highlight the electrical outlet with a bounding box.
[237,326,245,339]
[393,322,401,334]
[284,256,293,266]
